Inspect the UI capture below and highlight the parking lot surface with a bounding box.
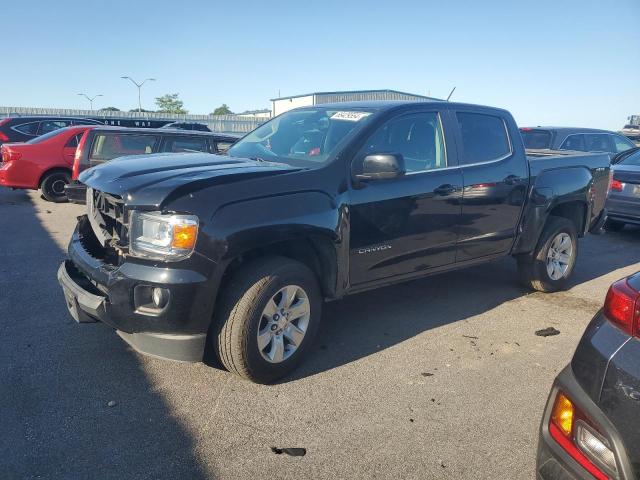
[1,187,639,480]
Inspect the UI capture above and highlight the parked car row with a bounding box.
[0,116,103,146]
[0,125,239,202]
[520,126,636,154]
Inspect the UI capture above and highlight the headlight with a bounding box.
[129,211,199,261]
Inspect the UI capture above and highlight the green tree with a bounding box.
[155,93,188,114]
[129,108,155,113]
[211,104,233,115]
[99,106,121,112]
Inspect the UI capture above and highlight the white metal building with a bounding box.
[271,89,439,116]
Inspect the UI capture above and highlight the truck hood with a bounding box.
[79,152,300,209]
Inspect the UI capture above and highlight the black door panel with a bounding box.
[350,169,463,284]
[348,110,463,285]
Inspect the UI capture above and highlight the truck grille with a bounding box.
[86,187,128,247]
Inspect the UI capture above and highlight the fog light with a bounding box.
[575,421,618,477]
[152,288,169,308]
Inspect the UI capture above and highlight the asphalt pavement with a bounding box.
[1,187,639,479]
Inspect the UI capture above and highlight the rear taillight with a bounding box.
[2,147,21,162]
[549,392,618,479]
[604,279,640,337]
[609,179,624,192]
[72,132,89,180]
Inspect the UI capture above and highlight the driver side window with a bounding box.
[361,112,447,173]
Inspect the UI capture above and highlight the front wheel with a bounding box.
[517,216,578,292]
[41,171,70,203]
[212,256,322,384]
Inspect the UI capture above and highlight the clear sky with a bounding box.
[1,0,638,129]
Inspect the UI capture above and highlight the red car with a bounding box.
[0,125,97,202]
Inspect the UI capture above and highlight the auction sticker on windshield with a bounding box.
[330,111,371,122]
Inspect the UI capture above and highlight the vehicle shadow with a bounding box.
[286,225,640,382]
[0,189,210,479]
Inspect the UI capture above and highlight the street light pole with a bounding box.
[121,76,156,113]
[77,93,103,110]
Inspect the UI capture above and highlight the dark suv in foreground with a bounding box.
[0,116,102,146]
[537,272,640,480]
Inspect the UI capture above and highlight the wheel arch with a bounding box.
[39,166,72,188]
[220,234,339,301]
[547,200,588,236]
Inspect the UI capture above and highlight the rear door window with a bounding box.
[161,136,209,153]
[40,120,71,134]
[559,134,586,151]
[520,129,551,149]
[584,134,615,153]
[12,122,40,136]
[90,134,159,161]
[456,112,511,164]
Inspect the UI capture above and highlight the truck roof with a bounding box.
[299,100,510,114]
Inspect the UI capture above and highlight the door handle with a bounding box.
[434,184,455,196]
[503,175,522,185]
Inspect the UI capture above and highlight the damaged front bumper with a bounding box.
[57,215,222,362]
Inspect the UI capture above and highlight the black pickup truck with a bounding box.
[57,101,610,383]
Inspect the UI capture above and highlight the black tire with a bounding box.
[212,256,322,384]
[604,219,625,232]
[517,216,578,293]
[41,171,70,203]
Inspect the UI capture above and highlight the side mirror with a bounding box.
[354,153,406,182]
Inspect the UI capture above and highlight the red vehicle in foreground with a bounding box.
[0,125,97,202]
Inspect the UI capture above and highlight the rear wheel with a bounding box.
[212,256,322,384]
[604,219,625,232]
[517,216,578,292]
[41,171,70,203]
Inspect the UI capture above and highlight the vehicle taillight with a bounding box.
[604,278,640,337]
[0,132,9,142]
[549,392,618,479]
[72,132,89,180]
[2,147,21,162]
[609,179,624,192]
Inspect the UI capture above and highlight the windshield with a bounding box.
[618,148,640,166]
[520,129,551,149]
[26,128,68,144]
[228,108,375,167]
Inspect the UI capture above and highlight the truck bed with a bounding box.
[526,149,611,177]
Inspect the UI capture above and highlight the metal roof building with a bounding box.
[271,89,440,116]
